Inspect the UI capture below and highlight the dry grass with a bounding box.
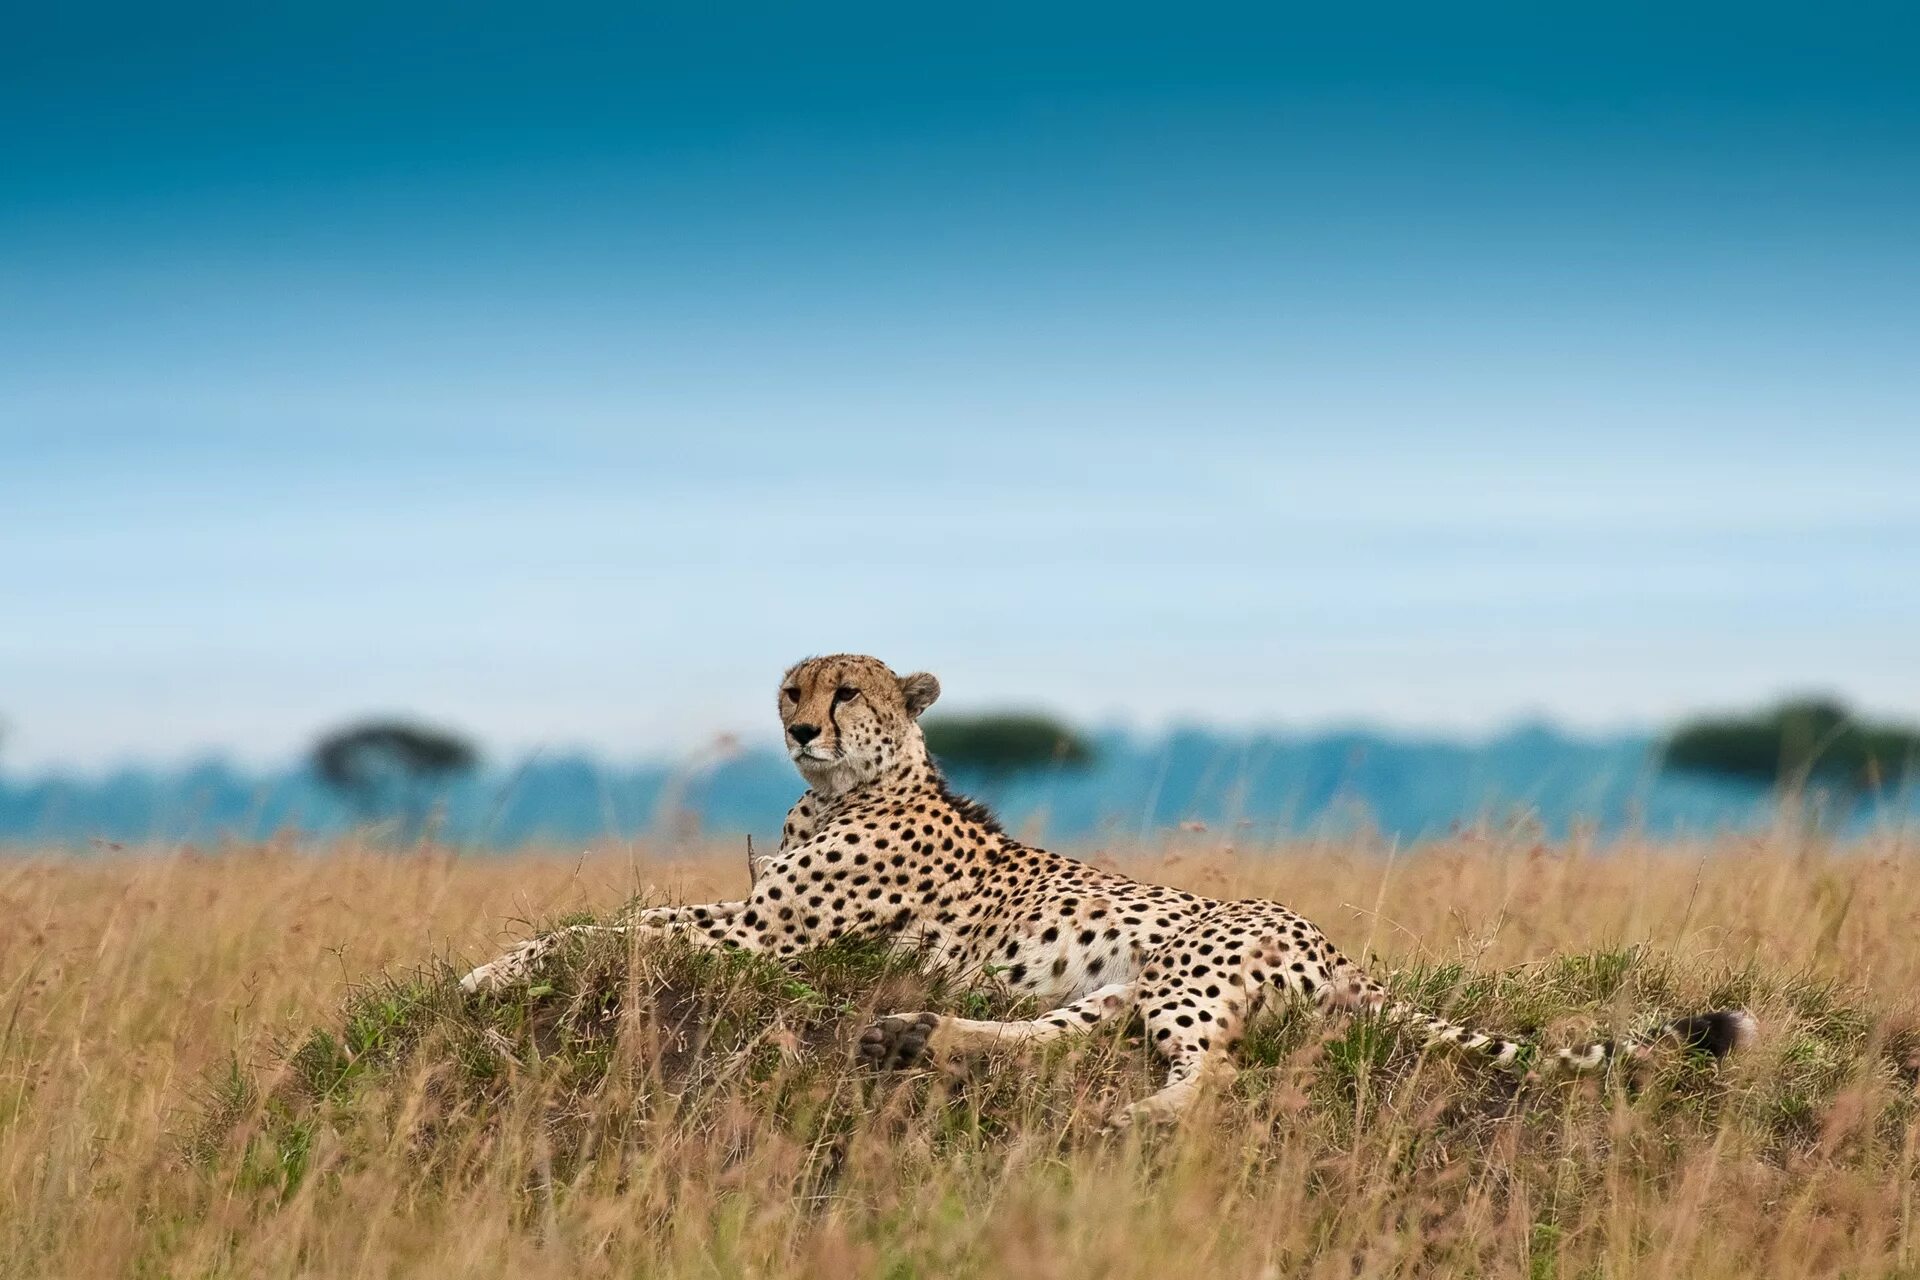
[3,826,1919,1278]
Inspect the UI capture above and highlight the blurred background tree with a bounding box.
[922,712,1094,781]
[311,721,478,841]
[1661,698,1920,794]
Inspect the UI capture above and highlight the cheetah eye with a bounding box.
[782,686,801,700]
[833,686,860,703]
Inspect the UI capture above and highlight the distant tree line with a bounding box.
[18,692,1914,842]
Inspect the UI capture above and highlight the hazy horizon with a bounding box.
[5,3,1916,771]
[7,716,1874,849]
[4,701,1720,779]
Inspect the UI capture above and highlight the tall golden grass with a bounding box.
[2,827,1917,1278]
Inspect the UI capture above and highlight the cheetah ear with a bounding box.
[898,672,941,718]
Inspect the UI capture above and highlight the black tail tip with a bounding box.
[1669,1009,1759,1058]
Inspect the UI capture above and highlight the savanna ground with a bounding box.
[3,826,1919,1278]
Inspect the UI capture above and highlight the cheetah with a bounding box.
[460,654,1756,1128]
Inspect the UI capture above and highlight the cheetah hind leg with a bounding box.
[1105,1048,1240,1131]
[858,982,1137,1071]
[1108,933,1276,1131]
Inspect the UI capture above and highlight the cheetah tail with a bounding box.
[1377,1000,1758,1074]
[1535,1007,1759,1073]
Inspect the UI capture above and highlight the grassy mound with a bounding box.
[191,917,1919,1244]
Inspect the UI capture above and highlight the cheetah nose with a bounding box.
[789,723,821,745]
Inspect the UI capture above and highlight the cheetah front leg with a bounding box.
[458,901,754,994]
[858,982,1136,1070]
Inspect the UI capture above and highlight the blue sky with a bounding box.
[3,3,1917,769]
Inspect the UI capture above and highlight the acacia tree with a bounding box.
[921,712,1094,781]
[312,720,478,840]
[1661,698,1920,797]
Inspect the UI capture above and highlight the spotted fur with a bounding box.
[462,655,1757,1127]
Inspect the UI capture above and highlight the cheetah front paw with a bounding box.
[857,1012,942,1070]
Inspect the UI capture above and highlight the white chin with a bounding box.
[794,755,852,790]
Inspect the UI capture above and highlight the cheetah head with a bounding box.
[778,654,940,795]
